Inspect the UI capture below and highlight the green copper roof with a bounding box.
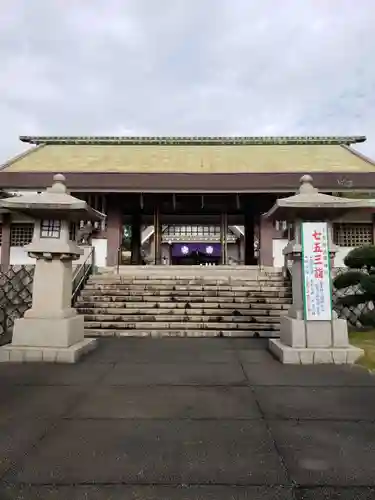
[3,140,374,174]
[20,135,366,146]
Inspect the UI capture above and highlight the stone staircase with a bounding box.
[76,266,292,338]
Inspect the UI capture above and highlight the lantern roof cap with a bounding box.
[265,174,375,221]
[0,173,105,221]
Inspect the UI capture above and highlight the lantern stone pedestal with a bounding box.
[0,174,105,363]
[265,175,373,365]
[269,236,363,364]
[8,255,95,364]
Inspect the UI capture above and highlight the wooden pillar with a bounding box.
[106,200,122,267]
[328,222,336,269]
[153,206,162,265]
[130,213,141,265]
[169,243,173,265]
[1,213,11,272]
[220,212,228,265]
[244,211,256,265]
[259,215,275,267]
[237,237,242,264]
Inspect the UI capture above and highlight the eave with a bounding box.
[0,171,375,193]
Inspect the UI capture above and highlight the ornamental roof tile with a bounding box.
[19,135,366,146]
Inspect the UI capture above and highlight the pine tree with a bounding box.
[334,245,375,327]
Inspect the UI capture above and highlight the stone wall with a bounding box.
[0,263,82,341]
[0,266,34,339]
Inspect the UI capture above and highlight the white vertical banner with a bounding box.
[301,222,332,321]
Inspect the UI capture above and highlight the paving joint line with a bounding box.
[3,480,375,488]
[0,480,297,487]
[233,347,297,496]
[0,383,107,482]
[59,416,263,421]
[0,418,61,484]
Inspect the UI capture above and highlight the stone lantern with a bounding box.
[265,174,375,364]
[0,174,105,363]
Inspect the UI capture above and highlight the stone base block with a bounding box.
[0,338,97,364]
[280,316,349,349]
[269,339,364,365]
[305,321,332,348]
[280,316,306,347]
[12,314,84,348]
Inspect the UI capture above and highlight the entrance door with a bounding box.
[172,250,220,266]
[171,243,221,265]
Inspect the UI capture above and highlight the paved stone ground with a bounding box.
[0,338,375,499]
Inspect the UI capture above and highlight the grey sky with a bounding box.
[1,0,375,162]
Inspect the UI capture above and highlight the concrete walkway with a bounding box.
[0,338,375,499]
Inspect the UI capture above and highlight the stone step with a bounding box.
[89,277,286,285]
[76,298,291,307]
[99,280,283,287]
[108,264,276,269]
[85,284,289,292]
[81,266,289,337]
[76,306,287,315]
[81,289,289,298]
[85,329,277,338]
[84,321,280,330]
[80,290,291,299]
[91,274,285,281]
[82,314,282,323]
[97,265,281,275]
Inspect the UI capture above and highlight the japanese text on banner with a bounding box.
[302,222,332,321]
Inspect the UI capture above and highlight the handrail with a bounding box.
[283,252,292,279]
[117,246,121,274]
[71,247,95,304]
[72,261,83,280]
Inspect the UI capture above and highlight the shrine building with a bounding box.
[0,135,375,270]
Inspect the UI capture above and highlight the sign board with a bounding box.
[301,222,332,321]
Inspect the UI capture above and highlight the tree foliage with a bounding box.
[333,245,375,327]
[344,245,375,272]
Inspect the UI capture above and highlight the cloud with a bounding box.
[1,0,375,161]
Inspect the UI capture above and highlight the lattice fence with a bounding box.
[332,267,372,328]
[0,266,34,339]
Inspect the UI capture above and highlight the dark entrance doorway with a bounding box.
[172,250,220,266]
[171,243,221,266]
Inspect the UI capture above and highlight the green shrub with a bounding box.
[333,270,362,289]
[344,245,375,272]
[334,245,375,327]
